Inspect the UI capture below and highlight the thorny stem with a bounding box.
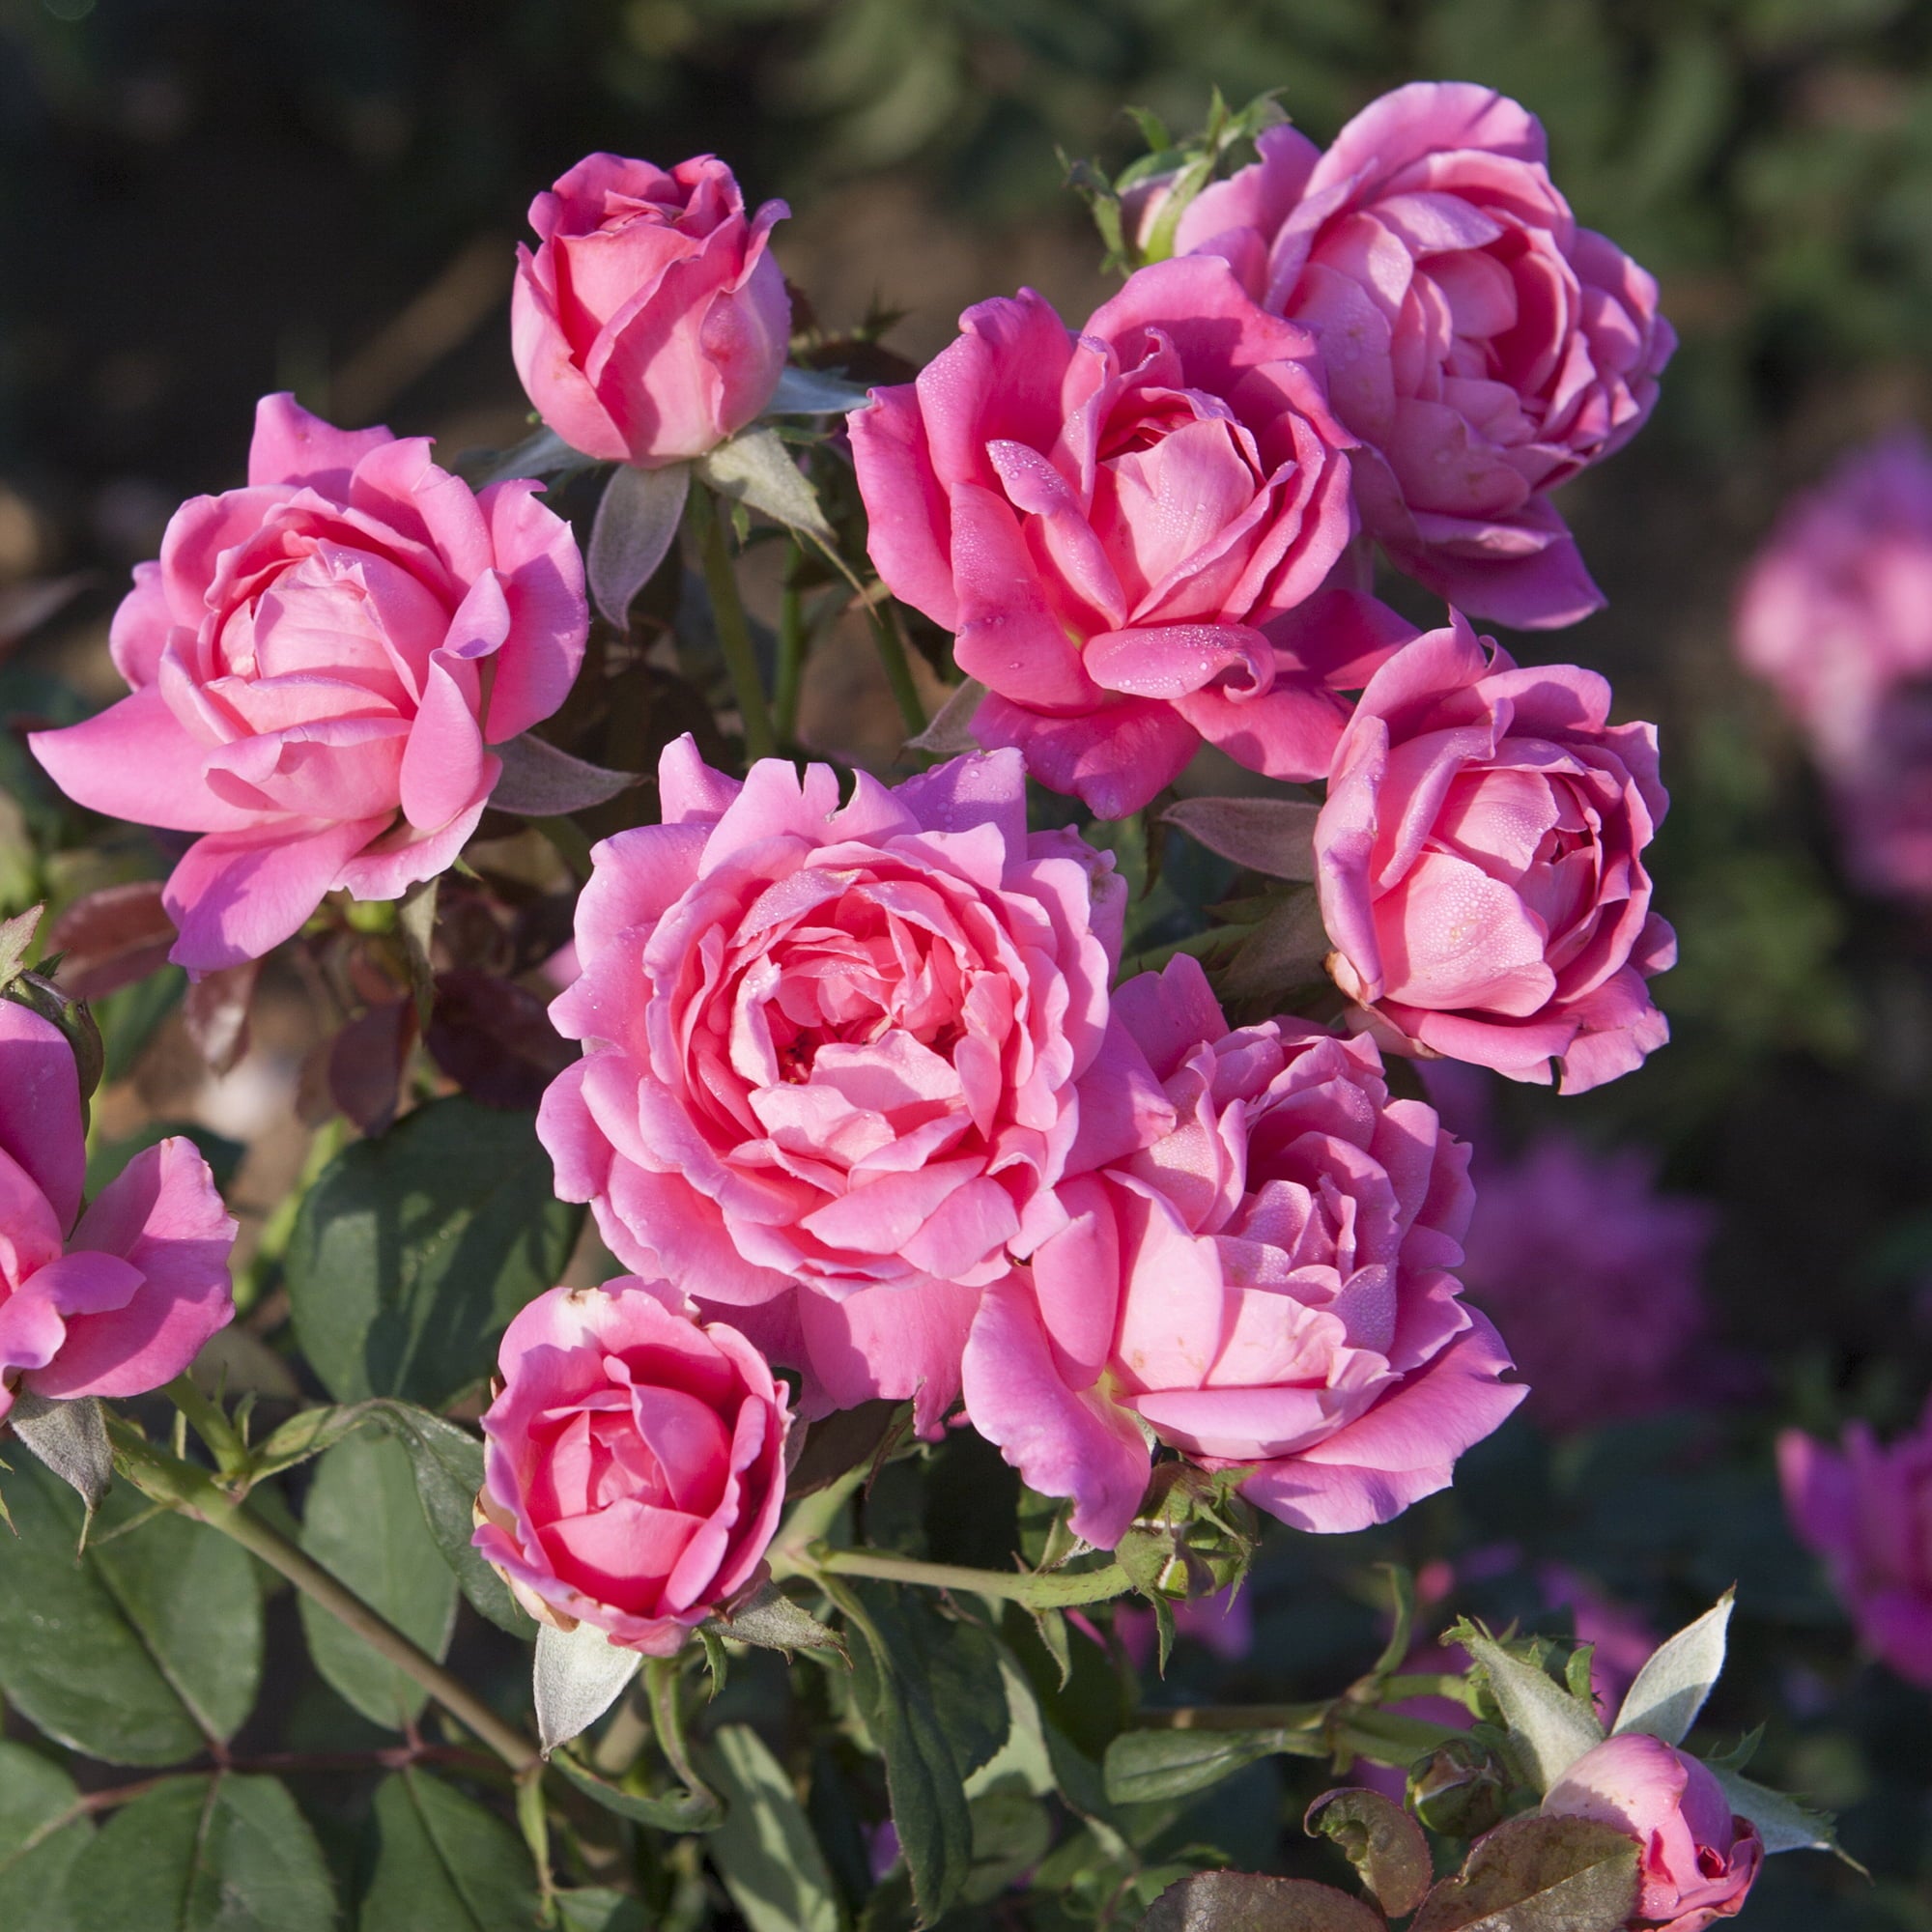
[804,1545,1131,1609]
[108,1417,541,1774]
[694,487,777,763]
[865,595,926,737]
[163,1377,250,1483]
[644,1656,710,1802]
[774,541,807,743]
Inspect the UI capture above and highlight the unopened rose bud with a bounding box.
[1408,1738,1508,1838]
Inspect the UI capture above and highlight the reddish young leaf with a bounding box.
[1141,1871,1386,1932]
[328,1000,417,1136]
[48,881,176,1000]
[184,961,260,1075]
[1306,1788,1434,1917]
[425,969,575,1111]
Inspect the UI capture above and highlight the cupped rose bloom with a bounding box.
[960,953,1524,1549]
[512,152,790,468]
[1177,84,1674,629]
[1779,1401,1932,1688]
[30,396,588,973]
[0,1002,235,1420]
[1315,612,1674,1094]
[473,1276,787,1654]
[537,739,1170,1435]
[1461,1134,1716,1434]
[851,256,1373,819]
[1543,1735,1763,1932]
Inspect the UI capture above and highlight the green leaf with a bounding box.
[1710,1764,1853,1862]
[372,1402,534,1637]
[764,367,872,415]
[298,1432,457,1731]
[703,1722,843,1932]
[588,461,690,630]
[1104,1725,1321,1806]
[1409,1815,1639,1932]
[554,1890,648,1932]
[1162,796,1321,881]
[704,1580,847,1661]
[9,1391,113,1516]
[250,1404,373,1483]
[1458,1629,1605,1793]
[359,1770,538,1932]
[963,1786,1053,1906]
[1612,1591,1732,1745]
[286,1096,582,1407]
[831,1579,1009,1926]
[1305,1787,1434,1917]
[549,1747,724,1833]
[533,1621,640,1754]
[0,1458,261,1764]
[0,1741,93,1931]
[1139,1871,1385,1931]
[696,429,835,544]
[64,1775,337,1932]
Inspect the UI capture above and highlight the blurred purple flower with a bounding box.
[1117,1583,1256,1669]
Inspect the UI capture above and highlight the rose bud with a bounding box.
[1314,612,1673,1094]
[1542,1734,1763,1931]
[512,153,791,468]
[30,396,588,973]
[472,1277,789,1654]
[0,1001,236,1416]
[1176,83,1674,630]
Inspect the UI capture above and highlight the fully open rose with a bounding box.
[0,1002,235,1419]
[1543,1735,1763,1931]
[851,255,1370,818]
[29,395,588,971]
[513,152,790,467]
[961,954,1523,1549]
[1177,83,1674,629]
[1315,612,1674,1093]
[473,1277,787,1653]
[537,739,1169,1433]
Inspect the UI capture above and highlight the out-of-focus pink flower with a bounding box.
[1176,84,1673,630]
[1460,1135,1715,1434]
[537,739,1171,1435]
[1314,612,1674,1094]
[850,257,1377,818]
[961,953,1523,1549]
[512,153,790,468]
[0,1002,235,1419]
[1780,1401,1932,1689]
[1544,1564,1658,1719]
[1117,1583,1256,1669]
[30,396,588,972]
[1543,1734,1763,1932]
[1736,431,1932,897]
[473,1276,788,1655]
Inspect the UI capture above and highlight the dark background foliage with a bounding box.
[4,0,1932,1924]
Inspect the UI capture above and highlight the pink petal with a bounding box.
[0,1004,86,1232]
[248,393,394,492]
[30,688,262,835]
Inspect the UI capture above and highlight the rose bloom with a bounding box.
[961,953,1523,1549]
[0,1002,235,1419]
[1460,1134,1716,1434]
[512,152,790,468]
[1780,1401,1932,1689]
[1315,612,1674,1094]
[473,1277,787,1653]
[1543,1734,1763,1932]
[30,396,587,973]
[851,255,1372,819]
[1177,84,1674,630]
[538,738,1170,1435]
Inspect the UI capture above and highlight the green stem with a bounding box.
[109,1420,540,1774]
[1132,1701,1329,1733]
[162,1378,249,1484]
[774,543,806,744]
[808,1545,1130,1609]
[865,597,925,738]
[643,1656,711,1803]
[694,489,776,764]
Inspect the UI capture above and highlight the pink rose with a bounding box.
[960,953,1523,1549]
[30,396,588,973]
[850,257,1370,818]
[473,1276,787,1654]
[1735,431,1932,897]
[1314,612,1674,1094]
[0,1002,235,1419]
[512,152,791,468]
[1460,1135,1716,1434]
[1780,1401,1932,1689]
[1543,1734,1763,1932]
[1177,84,1674,630]
[536,739,1170,1435]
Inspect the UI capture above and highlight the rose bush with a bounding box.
[1542,1734,1763,1931]
[851,255,1371,817]
[1176,83,1674,629]
[1314,611,1674,1092]
[473,1275,788,1654]
[0,1001,235,1420]
[30,395,588,971]
[1780,1402,1932,1688]
[513,152,790,468]
[538,737,1170,1433]
[961,953,1523,1548]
